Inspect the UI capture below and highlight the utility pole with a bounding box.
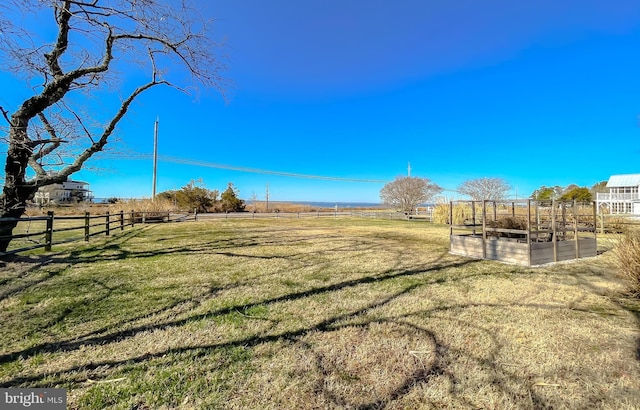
[408,161,411,177]
[265,183,270,210]
[152,117,159,201]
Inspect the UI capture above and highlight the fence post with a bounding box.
[194,208,198,222]
[44,211,54,251]
[592,202,597,239]
[142,212,146,224]
[131,210,135,227]
[105,211,110,236]
[84,211,90,241]
[573,200,579,259]
[120,210,125,231]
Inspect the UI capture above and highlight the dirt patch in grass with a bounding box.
[0,218,638,409]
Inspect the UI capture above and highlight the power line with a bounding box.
[123,153,388,183]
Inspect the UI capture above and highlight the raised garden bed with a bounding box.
[448,200,597,266]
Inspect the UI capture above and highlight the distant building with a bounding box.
[34,179,94,205]
[595,174,640,214]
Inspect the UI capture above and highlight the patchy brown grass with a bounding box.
[0,218,638,409]
[612,228,640,295]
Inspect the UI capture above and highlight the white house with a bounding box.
[595,174,640,214]
[34,179,94,205]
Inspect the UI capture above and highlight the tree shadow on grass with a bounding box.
[617,297,640,361]
[0,255,479,369]
[4,285,594,408]
[0,255,72,303]
[1,239,630,408]
[5,222,627,407]
[0,227,156,304]
[558,262,640,363]
[0,226,389,356]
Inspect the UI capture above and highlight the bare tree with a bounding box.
[0,0,227,253]
[380,176,442,213]
[457,177,511,200]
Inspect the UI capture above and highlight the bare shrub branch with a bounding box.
[612,229,640,295]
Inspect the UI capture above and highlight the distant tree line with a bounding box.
[380,175,608,211]
[159,177,607,215]
[157,179,245,213]
[530,181,607,202]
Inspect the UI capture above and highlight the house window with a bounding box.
[613,203,633,213]
[613,203,626,213]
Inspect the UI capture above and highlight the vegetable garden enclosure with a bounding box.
[449,200,597,266]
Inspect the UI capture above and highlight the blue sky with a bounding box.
[3,0,640,203]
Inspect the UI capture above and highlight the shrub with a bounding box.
[220,183,245,212]
[432,204,449,224]
[157,180,219,213]
[109,198,176,213]
[487,216,528,230]
[432,203,475,225]
[604,216,629,234]
[612,228,640,296]
[486,216,529,239]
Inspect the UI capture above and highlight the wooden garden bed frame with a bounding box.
[449,199,597,266]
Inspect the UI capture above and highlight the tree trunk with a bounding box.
[0,125,37,254]
[0,207,26,255]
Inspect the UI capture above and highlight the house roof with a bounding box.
[606,174,640,188]
[63,180,89,185]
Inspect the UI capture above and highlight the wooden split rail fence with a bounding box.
[0,211,193,258]
[4,206,636,259]
[1,209,429,258]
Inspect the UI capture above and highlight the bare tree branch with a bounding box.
[381,176,443,213]
[30,112,66,160]
[457,178,511,201]
[35,78,166,188]
[44,1,72,78]
[62,104,95,144]
[0,107,9,124]
[0,0,228,252]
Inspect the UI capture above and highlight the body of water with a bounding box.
[248,200,385,209]
[94,198,386,208]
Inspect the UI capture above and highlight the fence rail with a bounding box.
[597,213,640,233]
[193,210,431,221]
[11,208,637,259]
[2,209,430,257]
[0,211,194,258]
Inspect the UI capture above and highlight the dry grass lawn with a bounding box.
[0,218,639,409]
